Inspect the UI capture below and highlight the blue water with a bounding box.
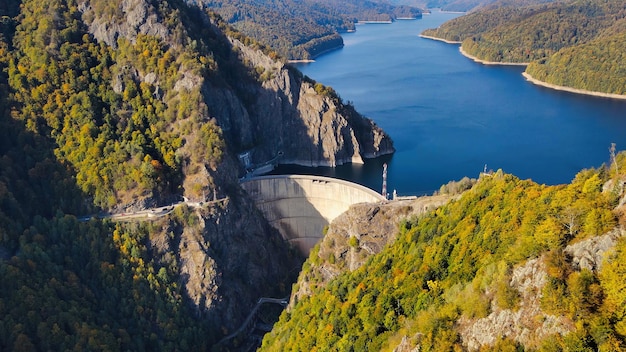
[276,11,626,196]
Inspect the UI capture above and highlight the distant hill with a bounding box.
[205,0,422,59]
[390,0,551,13]
[422,0,626,96]
[526,32,626,95]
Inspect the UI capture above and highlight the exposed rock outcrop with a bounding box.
[565,228,625,272]
[77,0,394,339]
[207,37,395,168]
[81,0,394,170]
[393,335,421,352]
[458,258,571,350]
[294,195,454,301]
[458,227,626,350]
[147,194,299,333]
[76,0,391,336]
[78,0,170,48]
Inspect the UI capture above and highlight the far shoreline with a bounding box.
[423,34,626,101]
[419,34,461,44]
[287,43,345,64]
[458,46,528,66]
[522,72,626,101]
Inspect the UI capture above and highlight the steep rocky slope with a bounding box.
[294,194,456,301]
[81,0,393,173]
[0,0,394,349]
[77,0,392,334]
[206,37,394,168]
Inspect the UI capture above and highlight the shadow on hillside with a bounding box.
[241,176,329,255]
[0,91,87,252]
[176,2,387,176]
[123,1,386,347]
[213,177,323,350]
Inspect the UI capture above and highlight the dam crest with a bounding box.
[241,175,385,255]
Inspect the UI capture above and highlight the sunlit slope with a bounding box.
[422,0,626,95]
[262,158,626,350]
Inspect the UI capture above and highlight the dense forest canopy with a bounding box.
[0,0,300,349]
[393,0,555,13]
[205,0,422,59]
[2,0,626,349]
[526,32,626,95]
[422,0,626,95]
[262,158,626,351]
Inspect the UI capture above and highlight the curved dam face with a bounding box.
[241,175,385,255]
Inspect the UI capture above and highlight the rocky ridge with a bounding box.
[76,0,393,336]
[81,0,394,174]
[294,194,455,302]
[286,173,626,351]
[456,224,625,351]
[458,257,571,350]
[212,36,395,168]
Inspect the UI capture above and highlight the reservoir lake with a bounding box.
[276,11,626,196]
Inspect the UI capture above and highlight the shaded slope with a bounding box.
[0,0,393,349]
[526,31,626,95]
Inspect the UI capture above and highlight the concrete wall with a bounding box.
[241,175,385,255]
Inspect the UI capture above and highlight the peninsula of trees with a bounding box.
[422,0,626,96]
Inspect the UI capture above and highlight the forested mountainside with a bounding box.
[262,157,626,351]
[398,0,552,13]
[422,0,626,96]
[409,0,496,12]
[525,31,626,95]
[204,0,422,60]
[0,0,393,349]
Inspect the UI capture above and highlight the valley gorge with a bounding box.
[2,0,626,351]
[0,0,393,349]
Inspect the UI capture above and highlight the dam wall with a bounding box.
[241,175,385,255]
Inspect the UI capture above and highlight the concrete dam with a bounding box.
[241,175,385,255]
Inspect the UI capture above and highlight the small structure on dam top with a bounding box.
[241,175,386,255]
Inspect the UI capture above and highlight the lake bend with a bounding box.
[278,11,626,196]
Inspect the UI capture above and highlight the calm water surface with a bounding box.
[276,11,626,195]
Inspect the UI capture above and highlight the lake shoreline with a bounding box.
[295,12,626,193]
[424,35,626,100]
[522,72,626,101]
[288,59,315,63]
[419,34,461,44]
[287,43,345,64]
[459,46,529,66]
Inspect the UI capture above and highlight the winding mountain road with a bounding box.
[78,197,229,222]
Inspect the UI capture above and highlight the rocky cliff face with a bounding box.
[457,226,625,350]
[287,175,626,351]
[206,37,394,168]
[294,194,454,301]
[458,257,571,350]
[76,0,391,336]
[147,194,299,334]
[81,0,394,171]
